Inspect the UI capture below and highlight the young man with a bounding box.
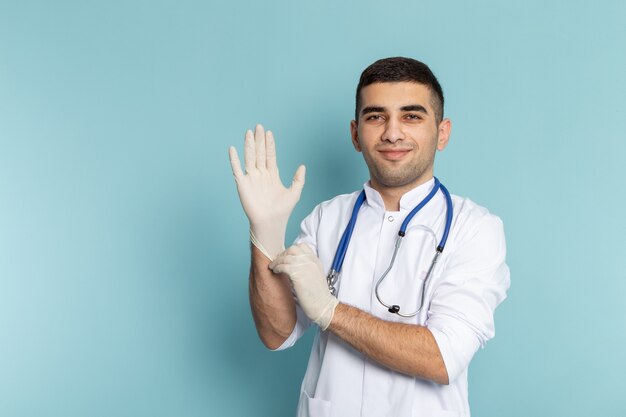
[229,57,510,417]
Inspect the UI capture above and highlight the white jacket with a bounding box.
[276,179,510,417]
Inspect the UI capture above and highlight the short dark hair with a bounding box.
[355,57,444,123]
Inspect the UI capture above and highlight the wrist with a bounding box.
[250,214,288,232]
[316,297,340,331]
[249,223,287,261]
[249,209,291,229]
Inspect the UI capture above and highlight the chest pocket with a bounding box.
[373,224,439,325]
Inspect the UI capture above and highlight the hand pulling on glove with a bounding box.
[269,244,339,330]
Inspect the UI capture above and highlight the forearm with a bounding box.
[328,303,449,385]
[249,245,297,350]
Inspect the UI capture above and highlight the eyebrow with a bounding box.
[361,104,429,115]
[361,106,386,115]
[400,104,428,114]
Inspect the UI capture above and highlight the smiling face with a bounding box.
[350,81,451,194]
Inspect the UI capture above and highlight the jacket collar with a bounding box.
[363,177,436,212]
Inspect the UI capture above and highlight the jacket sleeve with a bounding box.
[426,214,510,382]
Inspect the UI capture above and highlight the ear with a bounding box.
[350,120,362,152]
[436,118,452,151]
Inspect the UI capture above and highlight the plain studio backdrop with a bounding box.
[1,1,625,416]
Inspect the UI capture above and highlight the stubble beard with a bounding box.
[365,148,436,190]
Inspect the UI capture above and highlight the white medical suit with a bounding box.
[276,178,510,417]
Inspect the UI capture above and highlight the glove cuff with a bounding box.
[249,229,275,261]
[249,225,286,261]
[316,298,340,331]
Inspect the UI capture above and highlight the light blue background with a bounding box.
[1,0,625,416]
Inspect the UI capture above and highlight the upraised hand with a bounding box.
[229,124,306,260]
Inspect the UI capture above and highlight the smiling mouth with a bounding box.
[378,149,411,160]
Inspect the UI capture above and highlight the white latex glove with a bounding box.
[229,125,306,260]
[269,244,339,330]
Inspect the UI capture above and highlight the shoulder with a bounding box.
[295,190,362,248]
[440,194,509,276]
[307,190,362,220]
[448,194,506,249]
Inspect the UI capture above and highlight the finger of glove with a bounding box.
[294,243,315,256]
[270,263,313,281]
[268,260,294,276]
[275,244,302,258]
[266,131,278,173]
[290,165,306,198]
[293,245,324,267]
[279,245,301,257]
[228,146,244,179]
[268,252,287,271]
[255,124,266,170]
[244,129,255,173]
[269,252,304,269]
[279,245,318,264]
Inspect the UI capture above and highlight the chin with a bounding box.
[374,170,422,188]
[377,176,420,188]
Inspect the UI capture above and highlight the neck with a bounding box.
[370,175,434,211]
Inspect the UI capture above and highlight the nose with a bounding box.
[381,118,405,143]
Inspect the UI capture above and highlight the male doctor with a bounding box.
[229,57,510,417]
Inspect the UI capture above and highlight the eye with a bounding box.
[404,114,423,120]
[365,114,385,121]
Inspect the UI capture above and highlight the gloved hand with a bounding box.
[269,244,339,330]
[229,125,306,260]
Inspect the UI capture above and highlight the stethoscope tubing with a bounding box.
[326,177,453,316]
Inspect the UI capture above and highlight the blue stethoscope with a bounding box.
[326,177,454,318]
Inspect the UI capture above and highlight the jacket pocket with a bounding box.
[299,390,331,417]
